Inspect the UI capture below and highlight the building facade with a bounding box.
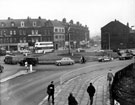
[0,17,90,51]
[101,20,134,50]
[62,18,90,48]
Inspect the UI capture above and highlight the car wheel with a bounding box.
[70,62,73,65]
[57,63,61,66]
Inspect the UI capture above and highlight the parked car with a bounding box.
[4,55,18,64]
[98,56,113,62]
[119,53,133,60]
[76,48,85,52]
[55,57,75,66]
[19,57,38,66]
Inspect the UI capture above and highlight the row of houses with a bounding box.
[0,17,89,51]
[101,19,135,50]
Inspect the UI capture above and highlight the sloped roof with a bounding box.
[51,20,65,27]
[0,18,47,28]
[101,20,129,30]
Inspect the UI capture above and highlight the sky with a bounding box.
[0,0,135,37]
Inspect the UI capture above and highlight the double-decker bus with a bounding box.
[0,48,6,56]
[34,42,54,54]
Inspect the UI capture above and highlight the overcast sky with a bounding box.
[0,0,134,37]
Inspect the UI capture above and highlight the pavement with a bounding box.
[0,69,35,83]
[0,67,111,105]
[39,72,111,105]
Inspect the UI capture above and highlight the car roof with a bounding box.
[62,57,71,59]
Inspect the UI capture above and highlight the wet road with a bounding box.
[0,59,133,105]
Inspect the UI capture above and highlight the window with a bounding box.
[55,28,58,32]
[10,30,13,35]
[1,23,5,27]
[3,30,6,35]
[62,29,64,32]
[14,38,17,43]
[20,39,22,43]
[19,30,22,35]
[59,35,61,39]
[14,30,16,35]
[10,38,12,43]
[6,38,9,43]
[0,38,2,43]
[62,35,65,39]
[23,30,26,35]
[21,21,25,27]
[35,30,38,34]
[59,28,61,32]
[32,30,34,35]
[33,22,36,27]
[55,35,58,39]
[0,30,2,36]
[11,22,15,27]
[23,37,26,43]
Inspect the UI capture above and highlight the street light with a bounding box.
[67,24,71,54]
[108,33,110,50]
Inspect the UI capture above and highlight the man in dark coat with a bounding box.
[107,69,113,86]
[87,83,96,105]
[68,93,78,105]
[80,56,86,63]
[47,81,55,104]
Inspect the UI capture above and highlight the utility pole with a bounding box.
[109,33,110,50]
[68,24,71,55]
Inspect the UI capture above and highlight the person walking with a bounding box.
[47,81,55,104]
[68,93,78,105]
[107,69,113,86]
[87,83,96,105]
[80,56,86,64]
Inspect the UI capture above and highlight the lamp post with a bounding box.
[108,33,110,50]
[68,24,71,54]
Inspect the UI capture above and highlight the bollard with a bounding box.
[30,65,33,72]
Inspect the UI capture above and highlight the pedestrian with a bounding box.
[87,83,96,105]
[25,61,28,72]
[68,93,78,105]
[107,69,113,86]
[80,56,86,63]
[0,65,4,73]
[47,81,55,104]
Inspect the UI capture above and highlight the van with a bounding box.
[4,56,18,64]
[19,57,38,66]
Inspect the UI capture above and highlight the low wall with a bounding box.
[111,63,135,105]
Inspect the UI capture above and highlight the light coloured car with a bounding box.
[55,57,75,66]
[98,56,113,62]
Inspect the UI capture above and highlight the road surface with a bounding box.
[0,59,133,105]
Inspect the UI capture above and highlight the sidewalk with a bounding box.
[0,70,35,83]
[41,72,110,105]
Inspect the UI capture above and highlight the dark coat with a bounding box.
[47,84,55,95]
[68,94,78,105]
[87,85,96,97]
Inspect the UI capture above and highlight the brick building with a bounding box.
[0,17,90,51]
[101,20,134,50]
[0,17,46,51]
[62,18,89,48]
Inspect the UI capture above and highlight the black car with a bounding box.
[19,57,38,66]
